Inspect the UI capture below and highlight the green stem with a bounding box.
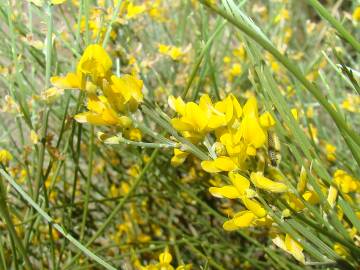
[0,176,33,270]
[113,136,176,148]
[80,125,94,240]
[102,0,123,47]
[84,0,90,46]
[34,3,53,202]
[63,148,160,269]
[181,20,226,99]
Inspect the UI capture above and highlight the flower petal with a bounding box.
[285,234,305,264]
[214,156,237,172]
[228,172,250,194]
[233,211,256,227]
[209,186,241,199]
[250,172,288,193]
[241,197,267,218]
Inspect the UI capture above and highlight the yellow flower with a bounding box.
[170,95,213,142]
[209,172,267,220]
[0,149,13,164]
[158,44,186,61]
[341,94,360,113]
[290,108,298,121]
[209,94,242,129]
[147,0,166,22]
[283,193,305,212]
[126,2,146,19]
[242,96,259,118]
[232,45,246,60]
[77,44,112,82]
[223,210,271,230]
[283,190,319,215]
[171,149,189,167]
[158,44,170,54]
[240,97,267,155]
[168,96,186,115]
[51,44,112,90]
[274,9,290,23]
[169,94,244,142]
[333,169,358,193]
[334,243,349,258]
[241,197,267,218]
[259,111,276,128]
[325,143,336,161]
[201,156,237,173]
[110,184,119,198]
[352,7,360,22]
[30,130,39,144]
[159,250,172,265]
[229,63,242,78]
[75,96,131,127]
[272,234,305,263]
[218,129,245,157]
[302,190,319,205]
[250,172,288,193]
[209,172,250,199]
[223,211,257,230]
[108,74,144,112]
[223,56,231,64]
[327,185,338,208]
[125,128,142,141]
[168,47,184,61]
[284,27,292,44]
[51,72,83,90]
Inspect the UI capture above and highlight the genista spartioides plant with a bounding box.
[0,0,359,269]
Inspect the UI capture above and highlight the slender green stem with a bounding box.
[84,0,90,46]
[0,176,33,270]
[181,20,226,99]
[34,3,53,202]
[80,125,94,240]
[102,0,123,47]
[112,136,177,148]
[0,232,7,270]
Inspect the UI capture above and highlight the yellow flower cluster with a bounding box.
[158,44,189,61]
[168,94,292,229]
[51,44,143,129]
[333,169,359,194]
[169,94,273,150]
[72,0,159,43]
[134,249,191,270]
[0,149,13,164]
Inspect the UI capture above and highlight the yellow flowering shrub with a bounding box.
[1,0,359,269]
